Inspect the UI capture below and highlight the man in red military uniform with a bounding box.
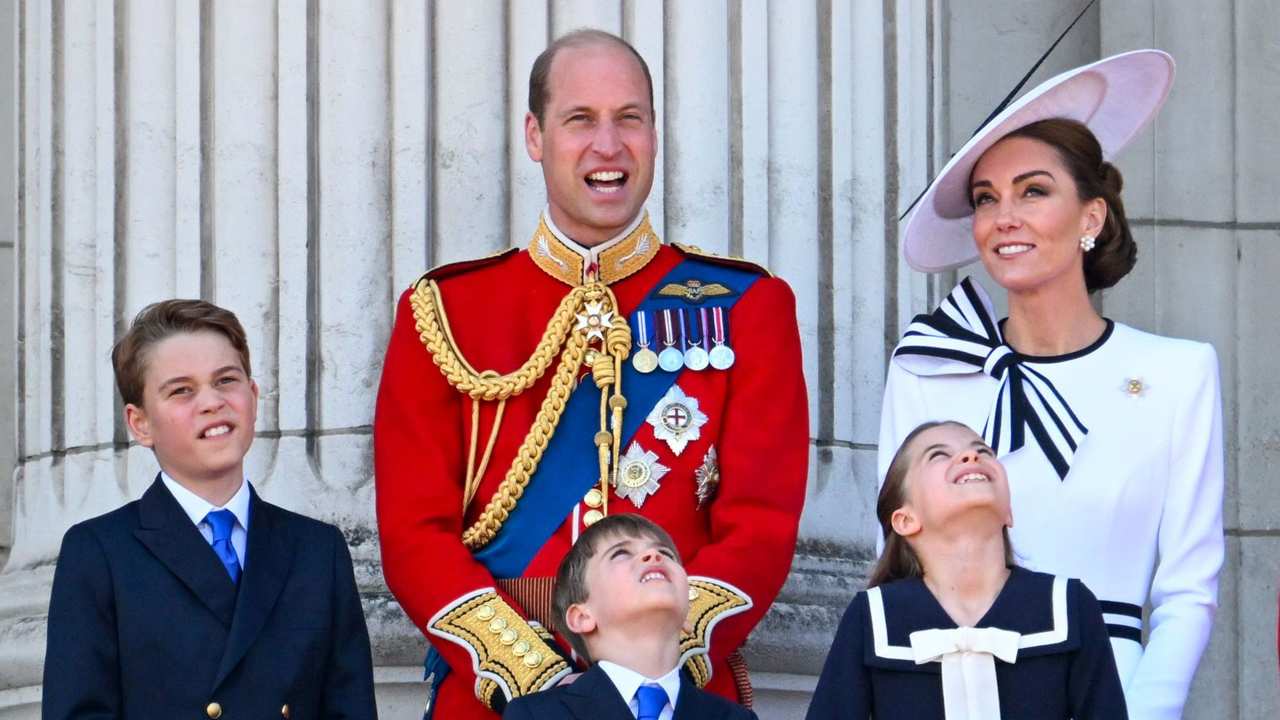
[374,29,808,718]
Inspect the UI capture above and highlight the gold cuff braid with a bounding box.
[410,278,631,550]
[428,590,570,706]
[679,577,754,687]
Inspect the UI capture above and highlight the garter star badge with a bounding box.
[647,384,708,456]
[615,442,670,508]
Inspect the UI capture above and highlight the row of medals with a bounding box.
[630,307,735,374]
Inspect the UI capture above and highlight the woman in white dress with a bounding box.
[879,51,1223,719]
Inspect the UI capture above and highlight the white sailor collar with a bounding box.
[860,567,1080,673]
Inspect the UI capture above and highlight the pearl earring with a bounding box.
[1079,235,1096,252]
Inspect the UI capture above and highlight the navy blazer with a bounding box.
[43,477,377,719]
[502,662,758,720]
[806,567,1127,719]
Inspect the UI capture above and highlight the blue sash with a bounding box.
[473,257,761,578]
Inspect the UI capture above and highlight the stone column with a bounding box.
[1098,2,1280,717]
[0,2,933,717]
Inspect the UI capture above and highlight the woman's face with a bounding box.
[968,136,1104,295]
[895,423,1012,537]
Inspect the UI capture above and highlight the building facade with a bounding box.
[0,1,1276,717]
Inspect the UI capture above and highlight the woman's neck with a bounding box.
[1003,274,1105,357]
[917,529,1010,627]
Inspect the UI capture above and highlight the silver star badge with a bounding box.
[615,441,669,508]
[574,300,614,342]
[695,445,720,509]
[646,384,708,456]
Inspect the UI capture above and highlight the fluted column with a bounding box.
[0,2,934,717]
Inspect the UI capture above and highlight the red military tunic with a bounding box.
[374,212,808,718]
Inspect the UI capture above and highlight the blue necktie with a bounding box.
[204,509,241,584]
[635,684,668,720]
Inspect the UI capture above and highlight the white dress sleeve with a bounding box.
[875,361,931,556]
[1124,343,1225,720]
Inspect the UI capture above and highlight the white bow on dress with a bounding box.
[909,626,1021,720]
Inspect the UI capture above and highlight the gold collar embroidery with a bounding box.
[528,213,661,286]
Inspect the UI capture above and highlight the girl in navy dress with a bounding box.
[807,421,1126,719]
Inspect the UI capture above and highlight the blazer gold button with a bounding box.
[206,702,223,719]
[281,704,290,718]
[583,509,603,526]
[584,488,603,508]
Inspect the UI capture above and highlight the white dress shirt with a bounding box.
[161,472,251,567]
[598,660,682,720]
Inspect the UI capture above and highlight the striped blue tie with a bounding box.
[204,509,241,584]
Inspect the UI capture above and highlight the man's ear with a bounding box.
[525,112,544,162]
[890,505,922,538]
[124,403,154,448]
[564,603,596,636]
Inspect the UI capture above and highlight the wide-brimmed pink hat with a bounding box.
[902,49,1175,273]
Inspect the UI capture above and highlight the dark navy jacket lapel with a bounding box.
[132,476,238,627]
[562,664,635,720]
[214,487,292,688]
[672,675,723,720]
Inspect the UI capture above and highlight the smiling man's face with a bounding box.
[525,41,657,247]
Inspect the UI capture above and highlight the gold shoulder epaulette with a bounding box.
[670,242,772,278]
[419,247,520,284]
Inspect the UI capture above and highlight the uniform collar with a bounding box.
[160,471,252,532]
[529,208,660,286]
[597,659,682,715]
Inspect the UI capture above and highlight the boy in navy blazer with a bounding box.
[43,299,377,719]
[503,514,757,720]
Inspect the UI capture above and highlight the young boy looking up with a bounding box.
[43,299,377,720]
[503,514,757,720]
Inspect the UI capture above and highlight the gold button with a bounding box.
[282,704,290,718]
[500,628,518,645]
[512,640,531,656]
[584,488,603,508]
[206,702,223,719]
[583,509,603,527]
[688,587,701,601]
[488,617,508,633]
[523,651,544,667]
[476,604,496,621]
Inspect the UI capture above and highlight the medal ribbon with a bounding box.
[661,309,676,348]
[676,307,688,350]
[695,308,710,350]
[635,310,651,349]
[711,306,728,345]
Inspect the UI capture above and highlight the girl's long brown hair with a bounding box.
[867,421,1014,588]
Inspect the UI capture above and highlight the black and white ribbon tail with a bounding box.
[892,277,1087,481]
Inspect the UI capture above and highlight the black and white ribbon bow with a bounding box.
[893,278,1087,480]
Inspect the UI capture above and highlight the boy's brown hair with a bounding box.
[552,514,681,662]
[111,299,252,407]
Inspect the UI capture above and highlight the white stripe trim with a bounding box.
[866,586,915,661]
[1019,576,1069,648]
[867,576,1071,660]
[1103,613,1143,629]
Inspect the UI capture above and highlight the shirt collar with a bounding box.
[597,660,681,713]
[161,472,252,531]
[529,208,660,286]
